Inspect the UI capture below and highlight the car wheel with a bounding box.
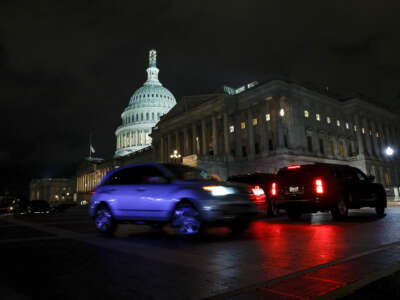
[331,195,349,220]
[171,203,202,236]
[286,208,302,220]
[267,199,279,217]
[94,205,116,235]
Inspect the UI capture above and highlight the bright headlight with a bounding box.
[202,185,235,196]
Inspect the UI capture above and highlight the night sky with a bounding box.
[1,1,400,193]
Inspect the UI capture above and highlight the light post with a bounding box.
[170,149,181,164]
[384,146,399,200]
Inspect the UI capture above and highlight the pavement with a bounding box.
[1,204,400,299]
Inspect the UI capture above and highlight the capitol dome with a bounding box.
[114,50,176,157]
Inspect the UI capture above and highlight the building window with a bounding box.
[307,136,313,152]
[241,122,246,129]
[242,146,247,157]
[319,139,324,154]
[336,120,341,127]
[376,132,379,138]
[141,113,143,121]
[362,127,365,134]
[229,125,234,133]
[279,108,285,117]
[316,114,321,121]
[330,141,335,156]
[384,172,391,186]
[265,113,270,121]
[304,110,309,118]
[345,122,349,129]
[369,130,372,136]
[146,112,149,120]
[284,135,288,148]
[152,112,154,120]
[354,125,357,132]
[339,142,344,157]
[252,118,258,126]
[327,116,331,124]
[255,142,260,154]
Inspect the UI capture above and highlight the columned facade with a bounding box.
[151,80,400,197]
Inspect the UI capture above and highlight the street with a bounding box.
[1,205,400,299]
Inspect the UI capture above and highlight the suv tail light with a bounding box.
[270,182,278,196]
[249,185,266,203]
[287,165,301,170]
[314,178,325,195]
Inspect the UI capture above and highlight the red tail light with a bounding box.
[270,182,278,196]
[90,190,96,195]
[249,185,266,203]
[288,165,301,170]
[314,178,324,194]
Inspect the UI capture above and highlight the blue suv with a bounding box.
[89,163,259,235]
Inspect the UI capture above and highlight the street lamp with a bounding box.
[170,149,181,164]
[385,146,394,157]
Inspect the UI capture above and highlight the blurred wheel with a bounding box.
[331,194,349,220]
[267,199,279,217]
[171,204,202,236]
[94,205,116,235]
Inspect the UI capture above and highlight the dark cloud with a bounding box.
[1,0,400,192]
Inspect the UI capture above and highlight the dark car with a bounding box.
[227,173,278,217]
[89,163,259,235]
[275,163,387,220]
[27,200,52,214]
[8,198,29,215]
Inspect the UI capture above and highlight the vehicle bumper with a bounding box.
[200,201,259,223]
[276,197,330,212]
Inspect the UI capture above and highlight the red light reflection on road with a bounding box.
[251,220,346,270]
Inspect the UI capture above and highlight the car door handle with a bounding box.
[136,188,146,192]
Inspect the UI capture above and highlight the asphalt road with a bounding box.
[1,205,400,299]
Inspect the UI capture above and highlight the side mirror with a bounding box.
[368,175,375,182]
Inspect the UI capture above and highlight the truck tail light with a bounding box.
[271,182,278,196]
[315,178,325,194]
[287,165,301,170]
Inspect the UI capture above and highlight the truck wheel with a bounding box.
[331,195,349,220]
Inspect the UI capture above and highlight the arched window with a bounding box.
[152,112,154,120]
[146,112,149,120]
[141,113,143,121]
[136,113,138,121]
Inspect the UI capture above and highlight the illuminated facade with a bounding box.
[114,50,176,157]
[30,178,75,203]
[151,80,400,197]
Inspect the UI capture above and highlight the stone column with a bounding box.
[167,133,172,160]
[201,119,207,155]
[260,103,269,154]
[223,113,230,155]
[274,96,285,150]
[247,109,255,158]
[235,116,242,157]
[192,123,198,155]
[183,127,189,156]
[160,134,164,162]
[362,117,372,157]
[174,131,180,155]
[354,114,365,157]
[370,121,381,159]
[212,115,218,156]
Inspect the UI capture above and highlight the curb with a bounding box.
[316,262,400,299]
